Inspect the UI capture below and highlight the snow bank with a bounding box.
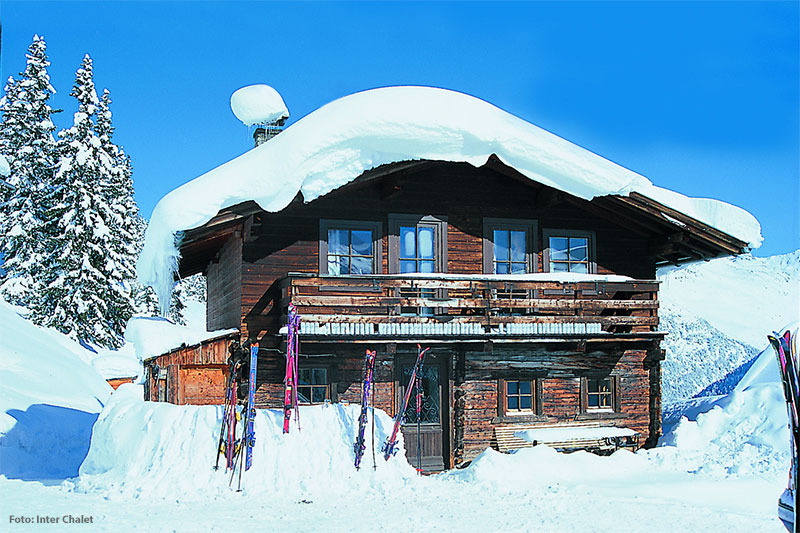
[660,304,759,404]
[230,84,289,126]
[652,382,790,479]
[139,86,762,310]
[447,446,656,488]
[655,326,796,481]
[89,343,140,379]
[75,385,415,499]
[124,316,237,361]
[659,250,800,349]
[0,299,111,480]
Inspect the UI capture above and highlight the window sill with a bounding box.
[576,412,625,420]
[491,414,550,424]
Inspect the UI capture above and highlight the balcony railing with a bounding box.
[279,273,659,339]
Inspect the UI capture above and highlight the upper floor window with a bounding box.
[542,229,596,274]
[319,220,382,275]
[483,218,537,274]
[388,214,447,274]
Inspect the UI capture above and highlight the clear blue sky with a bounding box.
[1,1,797,256]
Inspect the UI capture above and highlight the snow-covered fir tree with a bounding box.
[0,36,59,305]
[33,55,134,348]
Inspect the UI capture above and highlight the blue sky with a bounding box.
[1,1,797,256]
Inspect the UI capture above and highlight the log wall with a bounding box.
[207,237,243,331]
[235,163,655,344]
[453,344,658,465]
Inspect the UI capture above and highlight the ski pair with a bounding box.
[354,350,377,470]
[283,303,301,433]
[382,344,430,461]
[214,342,259,490]
[768,328,799,530]
[214,342,246,471]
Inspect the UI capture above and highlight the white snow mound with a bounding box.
[75,385,415,499]
[139,86,762,310]
[230,84,289,126]
[0,299,111,480]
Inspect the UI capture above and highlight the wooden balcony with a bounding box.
[279,273,661,343]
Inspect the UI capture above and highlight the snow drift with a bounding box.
[138,86,762,310]
[0,299,111,480]
[659,250,800,349]
[76,385,415,499]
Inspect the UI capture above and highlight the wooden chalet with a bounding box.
[142,119,749,472]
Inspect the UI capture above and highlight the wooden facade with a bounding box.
[150,157,747,470]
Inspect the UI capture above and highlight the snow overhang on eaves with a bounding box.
[138,86,762,312]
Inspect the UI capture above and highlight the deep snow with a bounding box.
[0,300,111,480]
[138,86,762,311]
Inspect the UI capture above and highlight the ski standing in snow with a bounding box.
[283,303,301,433]
[244,344,258,472]
[769,329,799,531]
[354,349,377,470]
[382,345,430,461]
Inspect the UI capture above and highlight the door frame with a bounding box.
[394,348,450,471]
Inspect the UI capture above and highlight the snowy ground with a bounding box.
[0,467,783,532]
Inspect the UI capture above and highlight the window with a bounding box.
[543,229,596,274]
[483,218,537,274]
[498,378,540,416]
[388,215,447,315]
[319,220,382,275]
[298,367,330,404]
[581,376,617,412]
[388,214,447,274]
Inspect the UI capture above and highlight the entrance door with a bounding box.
[397,354,448,472]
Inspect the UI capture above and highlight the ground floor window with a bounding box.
[298,367,330,404]
[582,376,617,412]
[498,378,540,416]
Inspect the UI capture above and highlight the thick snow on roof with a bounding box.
[230,84,289,126]
[139,86,762,309]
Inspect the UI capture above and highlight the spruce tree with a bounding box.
[0,36,59,305]
[33,55,132,347]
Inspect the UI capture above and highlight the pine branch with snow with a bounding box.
[0,36,60,306]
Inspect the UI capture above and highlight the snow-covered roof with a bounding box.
[230,84,289,126]
[125,316,238,362]
[139,86,763,309]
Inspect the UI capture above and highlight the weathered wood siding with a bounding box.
[236,163,655,343]
[143,334,237,404]
[207,236,243,331]
[453,344,659,464]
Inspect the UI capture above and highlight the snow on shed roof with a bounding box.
[138,86,762,310]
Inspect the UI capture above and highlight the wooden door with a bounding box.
[398,354,448,472]
[179,365,226,405]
